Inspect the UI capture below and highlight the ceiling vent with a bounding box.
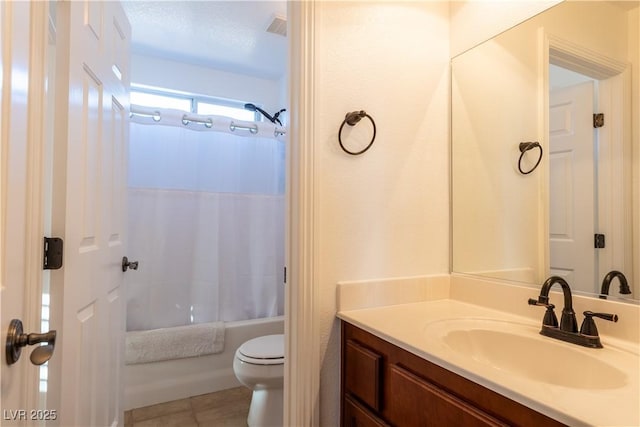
[266,15,287,37]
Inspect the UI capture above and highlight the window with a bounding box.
[130,91,192,112]
[197,101,256,121]
[131,86,259,122]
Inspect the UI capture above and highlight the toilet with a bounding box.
[233,334,284,427]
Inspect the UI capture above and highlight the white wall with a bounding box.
[130,53,285,114]
[312,2,450,424]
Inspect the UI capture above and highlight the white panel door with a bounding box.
[50,2,130,426]
[549,81,596,292]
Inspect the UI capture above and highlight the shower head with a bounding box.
[244,103,285,126]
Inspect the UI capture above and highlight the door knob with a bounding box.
[122,256,139,272]
[5,319,56,366]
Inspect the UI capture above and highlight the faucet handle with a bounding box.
[579,311,618,337]
[588,312,618,322]
[528,296,550,306]
[528,299,558,327]
[528,298,548,306]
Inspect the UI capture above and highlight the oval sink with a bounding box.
[425,318,629,389]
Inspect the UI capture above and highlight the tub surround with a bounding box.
[336,274,640,427]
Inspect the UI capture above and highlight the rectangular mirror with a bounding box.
[452,1,639,303]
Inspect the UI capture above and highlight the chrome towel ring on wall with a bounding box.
[518,141,543,175]
[338,110,376,155]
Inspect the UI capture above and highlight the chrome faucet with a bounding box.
[600,270,632,299]
[528,276,618,348]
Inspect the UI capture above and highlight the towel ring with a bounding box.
[518,141,543,175]
[338,110,376,155]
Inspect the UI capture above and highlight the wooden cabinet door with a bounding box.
[387,364,508,427]
[341,323,566,427]
[344,396,389,427]
[345,339,382,411]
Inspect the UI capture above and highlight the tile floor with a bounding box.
[124,386,251,427]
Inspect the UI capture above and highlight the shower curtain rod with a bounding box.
[129,105,287,138]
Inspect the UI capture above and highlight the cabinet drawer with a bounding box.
[344,396,389,427]
[345,339,382,411]
[388,364,507,427]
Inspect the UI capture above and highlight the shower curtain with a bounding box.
[125,109,285,331]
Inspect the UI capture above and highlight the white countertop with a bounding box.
[337,299,640,427]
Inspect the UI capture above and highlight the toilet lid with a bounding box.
[238,334,284,364]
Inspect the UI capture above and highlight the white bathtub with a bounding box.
[123,315,284,410]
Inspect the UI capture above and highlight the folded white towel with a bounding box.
[125,321,225,365]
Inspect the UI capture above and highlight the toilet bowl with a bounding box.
[233,334,284,427]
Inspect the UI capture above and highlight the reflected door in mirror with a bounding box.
[549,81,596,293]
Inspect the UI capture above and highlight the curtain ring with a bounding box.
[518,141,543,175]
[338,110,376,155]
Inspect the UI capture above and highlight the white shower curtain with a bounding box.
[126,114,285,331]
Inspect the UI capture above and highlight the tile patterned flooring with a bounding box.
[124,386,251,427]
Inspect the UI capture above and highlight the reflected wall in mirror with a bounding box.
[452,1,639,303]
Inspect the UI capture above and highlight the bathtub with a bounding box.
[123,315,284,410]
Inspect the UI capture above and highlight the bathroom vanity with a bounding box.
[341,321,564,427]
[336,280,640,427]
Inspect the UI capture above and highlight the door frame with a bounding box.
[285,1,320,426]
[542,32,632,290]
[4,1,323,423]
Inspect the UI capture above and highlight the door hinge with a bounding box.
[43,237,63,270]
[284,266,287,284]
[594,234,606,249]
[593,113,604,128]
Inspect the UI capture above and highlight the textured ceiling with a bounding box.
[121,1,287,79]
